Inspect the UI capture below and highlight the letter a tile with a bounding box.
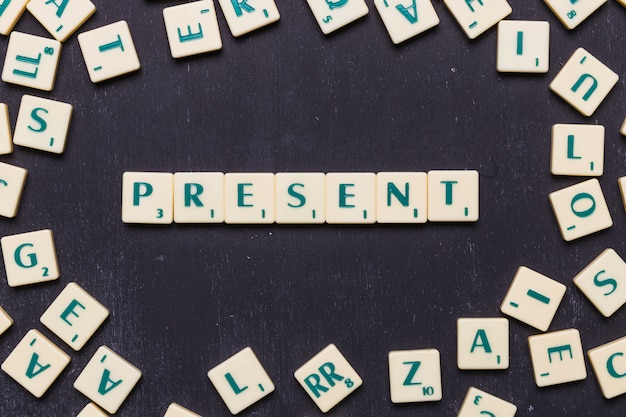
[374,0,439,45]
[207,347,275,415]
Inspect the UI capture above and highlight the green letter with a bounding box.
[98,369,123,395]
[26,352,51,379]
[303,373,328,398]
[231,0,254,16]
[547,344,573,363]
[28,108,48,133]
[318,362,344,387]
[225,372,248,394]
[470,329,492,353]
[45,0,70,17]
[440,181,458,205]
[184,183,204,207]
[237,183,253,207]
[339,184,355,208]
[402,361,422,386]
[133,182,153,206]
[594,270,617,296]
[287,183,306,208]
[14,243,37,268]
[396,0,418,24]
[178,24,203,43]
[387,182,409,207]
[60,299,86,326]
[607,352,626,378]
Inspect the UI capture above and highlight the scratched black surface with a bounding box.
[1,0,626,416]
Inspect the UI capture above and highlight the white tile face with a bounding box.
[444,0,511,39]
[619,177,626,213]
[528,328,587,387]
[77,21,140,83]
[1,229,59,287]
[427,170,479,222]
[27,0,96,42]
[217,0,279,37]
[543,0,607,30]
[224,173,275,224]
[1,31,62,91]
[1,329,70,398]
[76,403,108,417]
[163,1,222,59]
[174,172,225,223]
[122,172,174,224]
[573,249,626,317]
[376,172,427,223]
[374,0,439,44]
[550,124,604,176]
[0,161,27,219]
[207,347,275,415]
[550,48,618,117]
[0,103,12,155]
[388,349,441,403]
[164,402,202,417]
[13,94,73,154]
[588,336,626,399]
[275,172,325,224]
[457,318,509,370]
[40,282,109,351]
[294,344,362,413]
[497,20,549,73]
[326,173,376,224]
[549,178,612,241]
[621,118,626,137]
[306,0,369,35]
[0,306,14,336]
[500,266,566,332]
[0,0,28,35]
[618,0,626,6]
[457,387,517,417]
[74,346,142,414]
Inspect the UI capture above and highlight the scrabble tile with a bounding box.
[0,306,13,336]
[77,20,140,83]
[0,161,27,219]
[0,0,28,35]
[174,172,225,223]
[549,178,612,241]
[294,344,362,413]
[13,94,73,154]
[619,177,626,212]
[163,1,222,59]
[457,317,509,370]
[588,335,626,399]
[374,0,439,45]
[164,403,202,417]
[0,103,12,155]
[388,348,441,403]
[549,48,618,117]
[224,173,275,224]
[1,329,70,398]
[376,172,427,223]
[275,172,325,224]
[457,387,517,417]
[306,0,369,35]
[500,266,566,332]
[550,124,604,176]
[207,346,275,415]
[40,282,109,351]
[122,172,174,224]
[217,0,279,37]
[326,173,376,224]
[621,118,626,137]
[573,249,626,317]
[496,20,549,73]
[74,346,142,414]
[618,0,626,6]
[427,170,479,222]
[76,403,108,417]
[1,229,60,287]
[27,0,96,42]
[1,31,62,91]
[543,0,607,30]
[528,328,586,387]
[443,0,511,40]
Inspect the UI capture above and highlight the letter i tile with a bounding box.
[1,229,60,287]
[74,346,142,414]
[528,328,586,387]
[1,329,71,398]
[457,387,517,417]
[207,347,275,415]
[306,0,369,35]
[76,403,108,417]
[549,48,618,117]
[588,336,626,399]
[294,344,363,413]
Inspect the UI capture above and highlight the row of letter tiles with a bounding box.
[1,229,60,287]
[550,47,619,117]
[1,31,62,91]
[0,306,14,336]
[543,0,607,30]
[550,124,604,176]
[549,178,612,242]
[0,0,28,36]
[27,0,96,42]
[121,171,479,224]
[496,20,550,73]
[0,161,28,219]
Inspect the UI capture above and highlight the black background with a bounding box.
[2,0,626,416]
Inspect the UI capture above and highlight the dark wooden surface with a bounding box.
[2,0,626,416]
